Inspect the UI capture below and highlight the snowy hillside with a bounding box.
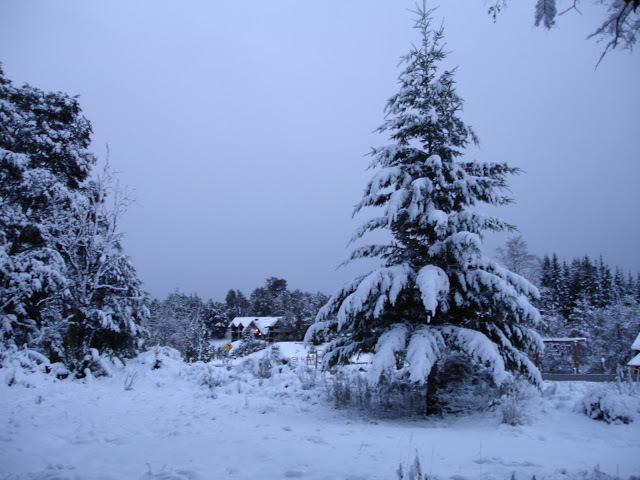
[1,345,639,480]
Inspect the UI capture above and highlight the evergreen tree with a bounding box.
[249,277,291,317]
[1,65,93,351]
[559,261,572,318]
[538,254,555,316]
[595,256,612,308]
[307,8,542,413]
[224,289,249,320]
[0,66,146,371]
[203,300,229,338]
[613,267,627,303]
[540,255,552,289]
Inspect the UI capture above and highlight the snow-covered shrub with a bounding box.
[325,368,429,415]
[500,395,523,426]
[123,371,137,391]
[257,353,273,379]
[396,452,430,480]
[0,345,70,386]
[498,379,537,426]
[325,356,503,417]
[195,364,230,398]
[295,365,318,390]
[270,343,281,361]
[326,369,364,408]
[233,337,268,357]
[431,353,498,415]
[136,346,183,374]
[1,346,50,387]
[78,348,114,378]
[579,382,640,424]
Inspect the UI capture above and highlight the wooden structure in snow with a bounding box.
[228,317,293,342]
[539,337,587,374]
[628,332,640,379]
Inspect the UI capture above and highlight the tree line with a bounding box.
[537,253,640,373]
[496,236,640,373]
[144,277,328,362]
[539,253,640,319]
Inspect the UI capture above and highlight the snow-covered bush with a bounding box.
[233,336,268,357]
[325,352,503,416]
[498,379,538,426]
[77,348,116,378]
[325,369,431,415]
[326,369,366,409]
[195,364,230,398]
[295,365,318,390]
[136,346,183,372]
[1,346,59,387]
[123,371,138,391]
[430,353,498,415]
[270,343,281,362]
[500,395,524,426]
[257,352,273,379]
[396,452,429,480]
[0,345,124,386]
[579,382,640,424]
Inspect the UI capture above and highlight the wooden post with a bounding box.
[572,341,580,374]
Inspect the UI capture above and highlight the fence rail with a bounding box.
[542,373,617,382]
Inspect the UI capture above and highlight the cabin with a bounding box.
[228,316,293,342]
[537,337,587,374]
[627,332,640,379]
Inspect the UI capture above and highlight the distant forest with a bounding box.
[496,236,640,374]
[144,237,640,373]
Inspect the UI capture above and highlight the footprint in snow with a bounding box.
[305,435,328,445]
[140,467,199,480]
[473,456,539,468]
[284,470,305,478]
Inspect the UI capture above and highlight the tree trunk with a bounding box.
[425,365,440,416]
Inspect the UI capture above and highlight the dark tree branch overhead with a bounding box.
[489,0,639,65]
[558,0,582,16]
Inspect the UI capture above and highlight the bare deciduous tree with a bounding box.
[495,235,541,284]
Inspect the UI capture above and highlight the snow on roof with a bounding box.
[632,332,640,351]
[229,316,284,334]
[628,352,640,367]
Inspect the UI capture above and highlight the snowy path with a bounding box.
[1,364,639,480]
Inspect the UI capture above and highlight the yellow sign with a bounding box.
[224,343,233,353]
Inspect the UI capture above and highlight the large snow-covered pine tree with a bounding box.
[306,8,543,408]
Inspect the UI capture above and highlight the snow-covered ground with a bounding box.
[1,345,639,480]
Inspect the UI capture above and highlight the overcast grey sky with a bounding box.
[1,1,638,299]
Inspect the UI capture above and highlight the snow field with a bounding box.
[1,345,639,480]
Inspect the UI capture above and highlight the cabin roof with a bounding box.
[229,316,284,334]
[632,332,640,351]
[628,352,640,367]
